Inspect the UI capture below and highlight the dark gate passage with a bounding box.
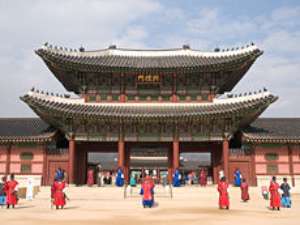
[180,152,213,184]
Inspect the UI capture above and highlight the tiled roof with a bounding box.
[35,43,262,71]
[20,90,277,121]
[0,118,56,143]
[242,118,300,143]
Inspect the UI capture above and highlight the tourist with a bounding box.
[5,174,19,209]
[115,168,124,187]
[234,168,242,187]
[140,175,155,208]
[52,177,67,209]
[26,177,34,201]
[199,168,207,186]
[0,176,7,208]
[240,178,249,202]
[87,168,94,186]
[161,172,168,187]
[218,170,224,181]
[217,176,229,210]
[97,171,103,187]
[130,174,137,187]
[280,178,291,208]
[172,169,181,187]
[269,176,280,210]
[261,186,269,200]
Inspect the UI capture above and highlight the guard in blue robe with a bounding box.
[115,168,124,187]
[234,169,242,187]
[172,169,181,187]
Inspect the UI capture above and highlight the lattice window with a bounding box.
[265,153,279,161]
[267,164,278,174]
[21,164,31,173]
[20,152,33,160]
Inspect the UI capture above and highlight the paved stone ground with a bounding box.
[0,185,299,225]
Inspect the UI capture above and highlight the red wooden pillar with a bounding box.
[250,144,257,186]
[173,139,180,170]
[6,144,11,175]
[222,138,229,180]
[42,144,47,185]
[124,146,130,183]
[168,148,173,184]
[68,136,76,184]
[288,145,295,186]
[118,138,125,169]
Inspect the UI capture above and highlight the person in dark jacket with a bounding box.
[280,177,291,208]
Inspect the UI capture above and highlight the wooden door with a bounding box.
[228,161,251,185]
[47,161,68,185]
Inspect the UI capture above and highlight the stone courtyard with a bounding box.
[0,185,299,225]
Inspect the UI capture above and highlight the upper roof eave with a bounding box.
[35,42,263,70]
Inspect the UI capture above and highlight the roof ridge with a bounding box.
[0,117,42,120]
[37,42,261,58]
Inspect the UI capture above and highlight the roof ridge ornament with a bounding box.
[182,44,190,50]
[109,44,117,49]
[79,46,85,52]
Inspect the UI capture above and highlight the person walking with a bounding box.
[269,176,280,210]
[217,176,229,209]
[280,177,291,208]
[240,178,250,202]
[5,174,19,209]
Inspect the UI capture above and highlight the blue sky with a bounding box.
[0,0,299,117]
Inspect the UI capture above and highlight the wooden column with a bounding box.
[6,144,11,175]
[68,136,76,184]
[124,146,130,183]
[222,137,229,180]
[211,143,217,184]
[250,144,257,186]
[118,138,125,168]
[288,145,295,186]
[42,144,47,185]
[168,148,173,184]
[173,138,180,170]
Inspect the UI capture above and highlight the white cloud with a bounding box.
[0,2,299,118]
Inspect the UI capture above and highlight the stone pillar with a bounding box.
[118,138,125,168]
[68,136,76,184]
[173,138,180,170]
[222,137,229,180]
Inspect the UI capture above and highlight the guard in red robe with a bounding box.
[217,176,229,209]
[87,168,94,186]
[53,179,66,209]
[5,174,18,209]
[269,176,280,210]
[140,175,155,208]
[199,168,207,186]
[240,178,250,202]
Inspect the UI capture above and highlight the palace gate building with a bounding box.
[0,43,300,186]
